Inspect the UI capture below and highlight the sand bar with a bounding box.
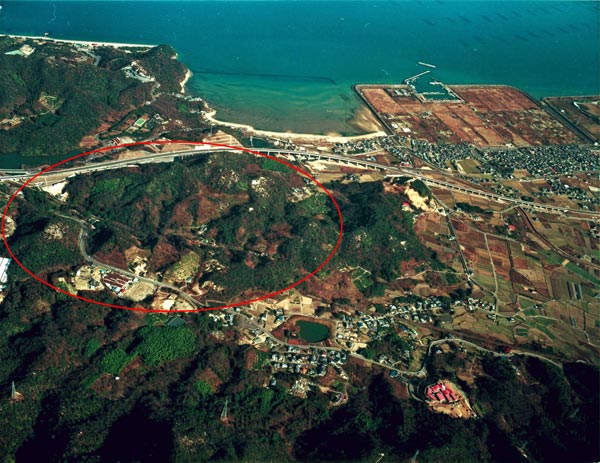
[1,34,154,49]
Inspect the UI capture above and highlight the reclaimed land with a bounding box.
[355,84,583,146]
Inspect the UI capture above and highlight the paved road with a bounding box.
[28,148,575,379]
[3,145,598,219]
[235,305,565,379]
[58,213,204,309]
[515,206,600,272]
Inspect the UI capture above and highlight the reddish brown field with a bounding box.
[361,88,399,114]
[359,85,581,146]
[544,96,600,141]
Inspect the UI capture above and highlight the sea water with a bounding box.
[1,1,598,138]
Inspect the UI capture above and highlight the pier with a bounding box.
[403,70,430,85]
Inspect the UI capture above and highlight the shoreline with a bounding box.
[1,33,155,49]
[4,34,380,140]
[2,32,387,149]
[202,109,387,143]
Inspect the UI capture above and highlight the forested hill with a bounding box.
[0,36,189,157]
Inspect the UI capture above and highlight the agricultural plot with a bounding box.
[358,85,581,146]
[587,310,600,344]
[487,237,511,278]
[518,296,538,310]
[456,159,481,175]
[414,213,464,272]
[429,188,455,206]
[351,268,372,292]
[414,191,598,357]
[510,244,550,299]
[543,96,600,142]
[515,327,530,337]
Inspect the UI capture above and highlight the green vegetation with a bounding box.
[1,37,597,463]
[100,348,133,375]
[6,194,83,278]
[359,330,411,360]
[540,249,566,266]
[63,157,442,298]
[296,193,328,215]
[566,262,600,286]
[253,350,269,370]
[0,38,186,156]
[351,267,372,292]
[516,327,529,336]
[165,251,200,282]
[0,245,597,462]
[519,296,537,309]
[336,181,434,283]
[260,157,290,173]
[455,202,492,215]
[134,326,196,366]
[195,380,213,399]
[409,179,432,198]
[84,338,102,358]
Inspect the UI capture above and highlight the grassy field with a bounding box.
[566,262,600,286]
[456,159,481,175]
[519,296,538,310]
[540,250,565,266]
[523,318,557,340]
[165,251,200,283]
[253,350,269,370]
[352,268,372,292]
[516,327,529,337]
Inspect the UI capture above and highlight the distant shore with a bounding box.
[1,33,154,49]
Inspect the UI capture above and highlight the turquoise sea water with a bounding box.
[1,1,598,138]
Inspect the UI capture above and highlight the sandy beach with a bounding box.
[4,33,386,144]
[347,105,385,133]
[203,109,387,144]
[1,34,154,49]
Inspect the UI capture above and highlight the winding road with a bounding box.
[11,143,581,388]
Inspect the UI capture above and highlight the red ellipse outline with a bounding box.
[2,140,343,313]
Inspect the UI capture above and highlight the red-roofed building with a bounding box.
[442,388,453,402]
[103,272,132,295]
[427,381,461,403]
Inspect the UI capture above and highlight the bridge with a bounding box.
[0,147,389,182]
